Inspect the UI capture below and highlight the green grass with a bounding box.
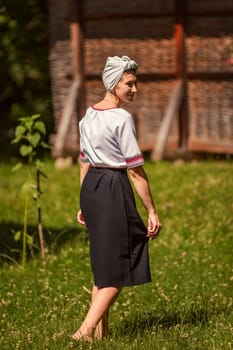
[0,159,232,349]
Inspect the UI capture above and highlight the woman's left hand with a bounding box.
[77,209,86,225]
[146,212,162,240]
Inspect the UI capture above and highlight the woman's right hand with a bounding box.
[77,209,86,225]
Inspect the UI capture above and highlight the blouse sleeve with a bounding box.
[116,114,144,168]
[79,126,89,163]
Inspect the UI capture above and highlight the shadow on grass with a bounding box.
[118,307,211,336]
[0,221,84,265]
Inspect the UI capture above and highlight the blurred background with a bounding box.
[0,0,53,159]
[1,0,233,161]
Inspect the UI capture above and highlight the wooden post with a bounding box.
[53,78,81,156]
[175,0,188,149]
[53,1,84,158]
[151,80,184,160]
[70,1,82,78]
[70,0,85,117]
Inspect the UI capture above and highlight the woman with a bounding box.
[72,55,162,342]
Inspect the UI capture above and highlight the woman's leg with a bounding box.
[92,285,109,339]
[72,286,122,341]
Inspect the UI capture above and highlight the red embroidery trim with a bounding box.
[79,151,87,160]
[126,154,144,167]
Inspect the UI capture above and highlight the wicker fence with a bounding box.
[49,0,233,158]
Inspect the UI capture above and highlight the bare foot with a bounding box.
[71,329,93,343]
[94,317,108,340]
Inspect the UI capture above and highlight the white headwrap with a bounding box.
[102,55,138,91]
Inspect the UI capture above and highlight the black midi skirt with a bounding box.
[80,167,151,287]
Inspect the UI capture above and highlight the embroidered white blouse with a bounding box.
[79,106,144,168]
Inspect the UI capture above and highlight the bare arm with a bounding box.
[77,160,90,225]
[128,165,162,239]
[80,160,90,186]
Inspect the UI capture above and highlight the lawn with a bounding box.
[0,159,232,350]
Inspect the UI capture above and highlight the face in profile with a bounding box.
[114,71,138,103]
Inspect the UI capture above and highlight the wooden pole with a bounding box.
[70,1,82,79]
[70,0,85,117]
[53,78,81,156]
[151,80,184,160]
[53,1,84,158]
[175,0,188,149]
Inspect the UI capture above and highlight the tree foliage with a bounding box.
[0,0,53,158]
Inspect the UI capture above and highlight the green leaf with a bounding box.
[14,231,22,241]
[15,125,26,138]
[41,141,51,150]
[29,132,41,148]
[28,151,36,161]
[31,114,41,121]
[11,125,26,144]
[11,162,22,172]
[11,137,20,144]
[40,169,48,179]
[27,235,33,246]
[20,144,33,157]
[18,117,27,123]
[36,159,44,169]
[24,119,33,131]
[34,120,46,135]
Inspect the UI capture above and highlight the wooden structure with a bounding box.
[49,0,233,159]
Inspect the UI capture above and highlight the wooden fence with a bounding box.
[49,0,233,159]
